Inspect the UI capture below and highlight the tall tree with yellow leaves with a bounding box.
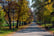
[16,0,29,28]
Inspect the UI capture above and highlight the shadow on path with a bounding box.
[13,22,53,36]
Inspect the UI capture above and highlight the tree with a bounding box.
[32,0,45,22]
[32,0,54,29]
[0,6,5,28]
[16,0,29,28]
[4,1,19,29]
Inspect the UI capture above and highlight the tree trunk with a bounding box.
[16,7,21,28]
[16,0,23,28]
[9,18,11,30]
[16,20,18,28]
[7,12,11,30]
[52,21,54,28]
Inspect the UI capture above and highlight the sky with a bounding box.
[29,0,32,6]
[30,0,32,5]
[29,0,33,12]
[28,0,32,7]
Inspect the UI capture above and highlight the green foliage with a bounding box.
[41,24,52,27]
[32,0,54,24]
[0,9,5,27]
[49,28,54,31]
[2,23,17,27]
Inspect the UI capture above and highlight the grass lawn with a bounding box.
[2,23,17,27]
[0,23,19,36]
[0,30,12,36]
[0,34,7,36]
[41,24,54,32]
[41,24,52,27]
[0,23,29,36]
[0,27,18,36]
[49,28,54,31]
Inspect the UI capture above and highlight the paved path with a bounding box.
[11,22,53,36]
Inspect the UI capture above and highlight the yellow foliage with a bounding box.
[6,0,11,1]
[0,6,2,9]
[48,0,51,3]
[44,1,53,15]
[16,0,30,22]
